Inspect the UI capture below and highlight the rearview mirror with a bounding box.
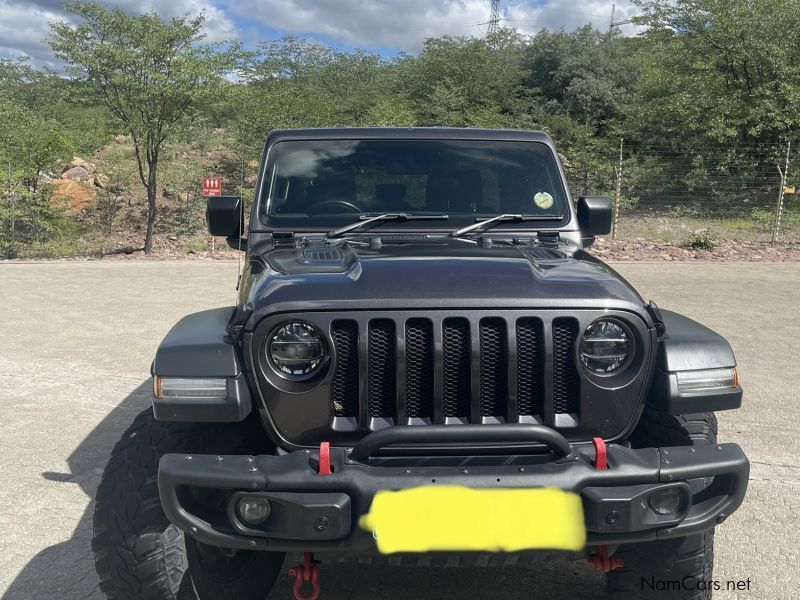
[577,196,612,239]
[207,196,242,238]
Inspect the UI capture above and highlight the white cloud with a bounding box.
[231,0,493,51]
[0,0,237,69]
[0,0,641,69]
[231,0,640,51]
[0,1,67,69]
[503,0,639,36]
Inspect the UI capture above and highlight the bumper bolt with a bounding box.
[245,456,255,463]
[688,447,696,453]
[314,517,329,532]
[462,468,469,474]
[666,474,674,480]
[249,466,257,472]
[250,540,257,547]
[402,468,411,474]
[189,526,197,535]
[662,459,671,464]
[518,467,525,473]
[216,456,224,461]
[250,481,257,488]
[184,455,192,461]
[716,445,723,451]
[660,449,669,455]
[605,511,619,525]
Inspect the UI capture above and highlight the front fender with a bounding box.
[151,307,252,422]
[648,310,742,414]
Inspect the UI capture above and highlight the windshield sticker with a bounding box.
[534,191,554,210]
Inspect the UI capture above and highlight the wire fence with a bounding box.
[564,140,798,246]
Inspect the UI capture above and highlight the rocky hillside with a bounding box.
[36,134,254,257]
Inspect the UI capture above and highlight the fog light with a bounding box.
[237,496,271,525]
[649,488,683,516]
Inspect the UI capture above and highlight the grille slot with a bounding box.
[330,320,358,418]
[442,318,471,419]
[367,320,396,419]
[516,318,544,417]
[479,318,508,419]
[405,318,434,421]
[552,317,581,414]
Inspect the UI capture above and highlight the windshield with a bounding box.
[259,138,569,231]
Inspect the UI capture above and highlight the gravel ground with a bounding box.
[0,260,797,600]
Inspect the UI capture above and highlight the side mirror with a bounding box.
[207,196,243,238]
[577,196,612,239]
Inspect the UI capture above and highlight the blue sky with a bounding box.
[0,0,638,68]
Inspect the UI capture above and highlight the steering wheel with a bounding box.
[306,200,362,215]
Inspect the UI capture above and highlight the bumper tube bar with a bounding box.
[349,424,573,462]
[158,440,749,554]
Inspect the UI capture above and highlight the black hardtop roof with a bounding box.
[264,127,556,146]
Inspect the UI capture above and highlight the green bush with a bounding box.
[685,232,717,250]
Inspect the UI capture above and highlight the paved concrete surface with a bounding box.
[0,260,797,600]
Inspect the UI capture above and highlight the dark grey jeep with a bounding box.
[93,128,749,600]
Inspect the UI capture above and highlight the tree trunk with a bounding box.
[144,162,158,254]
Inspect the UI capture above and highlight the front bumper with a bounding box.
[158,431,748,556]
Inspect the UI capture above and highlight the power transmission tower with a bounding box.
[487,0,501,36]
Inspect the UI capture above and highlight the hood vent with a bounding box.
[519,246,566,261]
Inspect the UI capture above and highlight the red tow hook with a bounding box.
[591,436,607,470]
[587,545,623,573]
[586,437,622,572]
[318,441,332,475]
[289,552,320,600]
[289,442,331,599]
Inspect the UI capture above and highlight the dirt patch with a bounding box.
[48,179,96,216]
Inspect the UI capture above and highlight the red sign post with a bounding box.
[202,176,222,197]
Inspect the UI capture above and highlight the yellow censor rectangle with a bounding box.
[359,486,586,554]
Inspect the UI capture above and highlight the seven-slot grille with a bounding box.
[330,314,581,427]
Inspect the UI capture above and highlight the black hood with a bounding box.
[242,237,648,321]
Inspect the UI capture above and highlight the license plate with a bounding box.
[359,486,586,554]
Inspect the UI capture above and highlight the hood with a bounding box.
[242,237,647,320]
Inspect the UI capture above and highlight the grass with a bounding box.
[615,213,800,244]
[179,237,212,253]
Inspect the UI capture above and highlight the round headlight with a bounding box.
[580,320,631,374]
[268,321,327,378]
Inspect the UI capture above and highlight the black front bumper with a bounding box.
[158,429,748,556]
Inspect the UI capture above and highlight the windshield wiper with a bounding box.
[327,213,449,238]
[450,213,563,237]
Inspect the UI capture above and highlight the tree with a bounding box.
[0,96,72,257]
[49,1,237,253]
[523,26,637,131]
[233,37,412,154]
[630,0,800,150]
[396,30,538,128]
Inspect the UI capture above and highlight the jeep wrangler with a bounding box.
[93,128,749,600]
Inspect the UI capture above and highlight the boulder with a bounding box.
[62,156,96,174]
[62,166,91,181]
[94,173,110,189]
